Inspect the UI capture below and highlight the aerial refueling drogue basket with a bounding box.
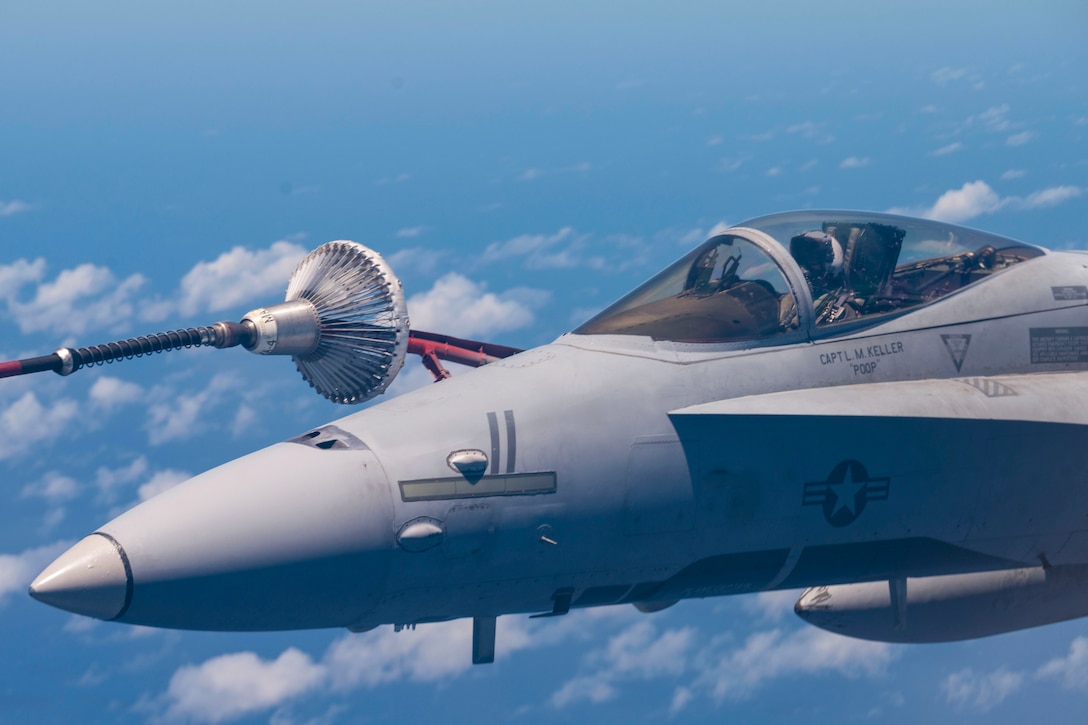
[0,241,520,401]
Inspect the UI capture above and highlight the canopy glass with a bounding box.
[575,211,1043,342]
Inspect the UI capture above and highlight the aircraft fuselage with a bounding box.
[54,249,1088,634]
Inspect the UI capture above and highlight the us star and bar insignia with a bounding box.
[803,459,890,527]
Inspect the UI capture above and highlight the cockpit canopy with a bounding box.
[575,211,1043,343]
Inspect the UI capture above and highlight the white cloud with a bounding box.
[765,166,782,177]
[96,456,150,500]
[160,617,545,722]
[480,227,649,273]
[394,226,427,239]
[0,541,72,605]
[137,469,191,502]
[706,221,731,238]
[1001,169,1025,180]
[1006,131,1034,146]
[101,459,190,513]
[0,199,32,216]
[65,615,101,634]
[675,221,731,249]
[483,227,570,261]
[930,142,963,156]
[147,393,210,445]
[839,156,871,169]
[552,677,617,708]
[325,619,474,688]
[154,608,897,723]
[669,686,694,716]
[786,121,822,139]
[40,506,67,531]
[1020,185,1081,209]
[912,180,1004,222]
[602,233,655,272]
[4,262,146,336]
[515,163,589,182]
[89,376,144,409]
[942,667,1023,711]
[230,403,257,438]
[719,157,745,172]
[0,258,46,295]
[552,621,694,708]
[603,620,692,678]
[785,121,834,144]
[146,373,238,445]
[545,616,894,715]
[21,472,79,503]
[0,391,79,461]
[165,648,326,723]
[891,181,1083,223]
[75,664,109,689]
[691,627,894,703]
[706,135,723,147]
[483,228,582,268]
[968,104,1011,131]
[176,241,307,317]
[931,66,968,85]
[1037,636,1088,692]
[741,589,802,622]
[406,273,546,339]
[385,247,449,278]
[327,616,550,690]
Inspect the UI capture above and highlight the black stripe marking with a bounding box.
[487,412,500,475]
[504,410,516,474]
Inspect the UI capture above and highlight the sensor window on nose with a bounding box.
[287,424,369,451]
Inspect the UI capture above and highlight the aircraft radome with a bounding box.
[9,209,1088,665]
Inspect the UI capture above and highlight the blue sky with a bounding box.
[2,1,1087,722]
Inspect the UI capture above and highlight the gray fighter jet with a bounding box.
[18,210,1088,664]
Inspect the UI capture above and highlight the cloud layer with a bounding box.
[156,610,896,723]
[406,273,547,338]
[892,181,1083,223]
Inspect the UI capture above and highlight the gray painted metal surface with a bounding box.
[28,210,1088,658]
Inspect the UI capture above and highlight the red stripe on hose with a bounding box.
[0,361,24,379]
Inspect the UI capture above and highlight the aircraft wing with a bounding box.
[667,371,1088,555]
[668,372,1088,643]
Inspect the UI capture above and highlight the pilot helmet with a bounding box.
[790,231,843,289]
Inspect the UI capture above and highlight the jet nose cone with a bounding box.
[29,534,131,620]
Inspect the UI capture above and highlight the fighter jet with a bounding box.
[14,209,1088,665]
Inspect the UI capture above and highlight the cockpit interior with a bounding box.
[575,211,1044,343]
